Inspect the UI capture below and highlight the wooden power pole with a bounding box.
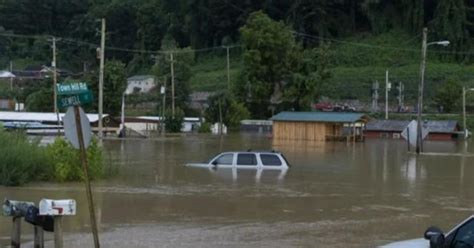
[416,27,428,154]
[170,52,175,117]
[226,46,230,90]
[98,18,106,138]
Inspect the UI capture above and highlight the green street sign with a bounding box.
[58,90,93,108]
[57,82,89,95]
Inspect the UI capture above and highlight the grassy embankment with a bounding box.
[0,128,107,186]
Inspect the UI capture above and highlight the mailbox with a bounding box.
[39,199,76,216]
[2,199,35,217]
[25,206,54,232]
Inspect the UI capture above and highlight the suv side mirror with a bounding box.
[424,226,445,248]
[211,161,217,166]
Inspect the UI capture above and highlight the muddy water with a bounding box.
[1,134,474,247]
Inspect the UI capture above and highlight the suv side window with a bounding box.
[214,154,234,165]
[260,154,282,166]
[237,154,257,166]
[450,218,474,248]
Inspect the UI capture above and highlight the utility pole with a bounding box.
[226,46,230,90]
[98,18,106,139]
[398,82,404,111]
[52,37,58,113]
[51,36,61,133]
[463,86,467,138]
[9,61,13,91]
[372,81,379,112]
[385,70,390,120]
[161,79,166,136]
[416,27,428,154]
[218,97,223,135]
[170,52,175,117]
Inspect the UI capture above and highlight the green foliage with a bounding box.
[434,79,463,113]
[25,88,54,112]
[284,45,331,111]
[431,0,471,61]
[104,60,127,116]
[237,11,299,117]
[205,92,250,128]
[0,130,48,186]
[164,108,185,133]
[152,36,194,111]
[198,122,211,133]
[46,138,104,182]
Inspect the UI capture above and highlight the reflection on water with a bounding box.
[210,167,288,183]
[1,134,474,247]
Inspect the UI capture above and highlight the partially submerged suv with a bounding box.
[186,150,290,170]
[381,215,474,248]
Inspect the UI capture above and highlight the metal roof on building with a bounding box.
[127,75,155,81]
[366,120,411,132]
[426,120,459,133]
[0,111,107,123]
[270,112,367,123]
[366,120,459,133]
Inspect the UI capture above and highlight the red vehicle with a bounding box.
[313,102,333,112]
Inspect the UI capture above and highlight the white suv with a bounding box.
[186,151,290,170]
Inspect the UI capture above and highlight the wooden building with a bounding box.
[270,112,368,142]
[365,120,461,141]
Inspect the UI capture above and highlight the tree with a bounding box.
[434,79,462,113]
[164,107,184,132]
[284,45,331,111]
[431,0,471,61]
[236,11,299,118]
[205,92,250,129]
[152,35,194,113]
[103,60,127,116]
[25,88,53,112]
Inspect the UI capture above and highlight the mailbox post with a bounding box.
[3,199,35,248]
[39,199,76,248]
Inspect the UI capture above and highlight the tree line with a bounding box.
[1,0,473,122]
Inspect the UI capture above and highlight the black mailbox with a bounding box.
[24,206,54,232]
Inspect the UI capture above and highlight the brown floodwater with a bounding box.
[1,134,474,247]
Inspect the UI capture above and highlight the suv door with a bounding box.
[211,153,234,168]
[446,216,474,248]
[236,153,258,169]
[259,154,283,168]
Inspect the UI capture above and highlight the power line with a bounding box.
[0,32,241,55]
[292,31,474,55]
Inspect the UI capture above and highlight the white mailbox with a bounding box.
[39,199,76,216]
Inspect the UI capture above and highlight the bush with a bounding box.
[164,108,185,133]
[198,122,211,133]
[46,138,104,182]
[0,130,49,186]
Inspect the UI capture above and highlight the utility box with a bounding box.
[3,199,35,217]
[39,199,76,216]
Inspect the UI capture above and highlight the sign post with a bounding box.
[57,82,100,248]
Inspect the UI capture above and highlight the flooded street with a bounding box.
[1,134,474,247]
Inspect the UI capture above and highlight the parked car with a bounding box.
[313,102,334,112]
[186,150,290,170]
[381,215,474,248]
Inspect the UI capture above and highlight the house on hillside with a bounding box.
[125,75,156,94]
[365,120,460,141]
[189,91,213,111]
[270,112,369,142]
